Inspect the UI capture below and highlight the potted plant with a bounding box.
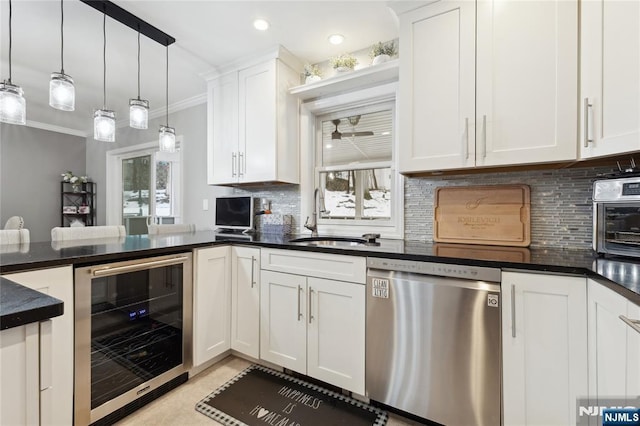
[61,170,89,192]
[330,53,358,73]
[304,64,322,84]
[370,41,397,65]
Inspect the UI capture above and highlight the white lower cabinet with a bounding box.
[0,322,41,425]
[193,246,231,366]
[260,251,366,395]
[231,247,260,358]
[501,271,588,426]
[587,279,640,405]
[3,266,73,426]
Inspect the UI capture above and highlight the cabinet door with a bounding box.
[476,0,577,166]
[193,246,231,366]
[3,266,73,426]
[0,323,40,426]
[238,61,277,183]
[306,277,365,395]
[260,270,306,373]
[587,279,629,403]
[581,0,640,158]
[231,247,260,358]
[502,272,587,426]
[208,72,239,185]
[627,300,640,398]
[398,1,475,173]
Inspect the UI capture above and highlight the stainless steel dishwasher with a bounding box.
[366,257,501,426]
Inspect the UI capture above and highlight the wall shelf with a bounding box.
[289,59,399,101]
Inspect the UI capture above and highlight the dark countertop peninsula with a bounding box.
[1,230,639,305]
[1,277,64,330]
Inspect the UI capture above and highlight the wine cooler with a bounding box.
[74,253,193,425]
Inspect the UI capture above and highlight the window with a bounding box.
[315,102,400,233]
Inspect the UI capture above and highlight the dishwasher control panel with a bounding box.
[366,257,501,283]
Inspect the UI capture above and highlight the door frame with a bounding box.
[105,137,184,226]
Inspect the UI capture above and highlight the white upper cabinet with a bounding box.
[399,1,476,172]
[399,0,578,174]
[580,0,640,159]
[207,48,302,185]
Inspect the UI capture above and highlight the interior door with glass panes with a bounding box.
[121,149,181,235]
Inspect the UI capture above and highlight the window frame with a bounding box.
[299,82,404,239]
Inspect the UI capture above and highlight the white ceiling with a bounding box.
[0,1,400,136]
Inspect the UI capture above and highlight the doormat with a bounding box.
[195,364,387,426]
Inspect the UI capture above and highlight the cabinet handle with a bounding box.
[583,98,593,147]
[511,284,516,338]
[297,285,302,321]
[462,117,469,160]
[481,115,487,159]
[231,152,237,177]
[250,256,255,288]
[308,287,314,324]
[619,315,640,335]
[239,152,244,177]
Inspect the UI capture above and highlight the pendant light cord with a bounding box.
[102,12,106,108]
[8,0,12,83]
[60,0,64,73]
[165,44,169,127]
[137,31,141,100]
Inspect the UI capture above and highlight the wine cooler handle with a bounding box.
[91,256,189,277]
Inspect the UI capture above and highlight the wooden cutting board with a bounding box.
[434,185,531,247]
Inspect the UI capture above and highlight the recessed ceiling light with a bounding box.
[328,34,344,45]
[253,18,270,31]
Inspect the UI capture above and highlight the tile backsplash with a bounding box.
[236,165,617,249]
[404,166,617,249]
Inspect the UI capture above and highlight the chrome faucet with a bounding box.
[304,188,320,237]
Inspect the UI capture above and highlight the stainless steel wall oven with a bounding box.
[74,253,192,425]
[594,177,640,258]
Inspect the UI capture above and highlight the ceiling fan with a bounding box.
[331,115,374,140]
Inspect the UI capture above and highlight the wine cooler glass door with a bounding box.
[74,253,192,425]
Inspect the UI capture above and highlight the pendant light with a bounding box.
[129,31,149,129]
[159,44,176,152]
[49,0,75,111]
[0,0,26,125]
[94,11,115,142]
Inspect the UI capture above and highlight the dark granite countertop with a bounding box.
[1,230,639,305]
[1,277,64,330]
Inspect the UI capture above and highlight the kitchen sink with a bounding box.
[288,236,368,247]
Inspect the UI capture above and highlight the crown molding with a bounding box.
[200,45,303,81]
[111,92,207,129]
[25,120,88,138]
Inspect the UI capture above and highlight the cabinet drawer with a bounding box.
[261,249,365,284]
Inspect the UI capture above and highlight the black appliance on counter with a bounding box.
[74,253,193,425]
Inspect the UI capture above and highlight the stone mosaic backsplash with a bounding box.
[234,165,618,249]
[404,166,617,249]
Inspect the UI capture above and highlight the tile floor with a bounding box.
[115,355,425,425]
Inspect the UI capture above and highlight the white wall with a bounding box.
[85,103,233,230]
[0,124,86,242]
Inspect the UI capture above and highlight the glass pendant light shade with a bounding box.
[129,98,149,129]
[49,72,75,111]
[0,81,26,125]
[159,125,176,152]
[94,109,116,142]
